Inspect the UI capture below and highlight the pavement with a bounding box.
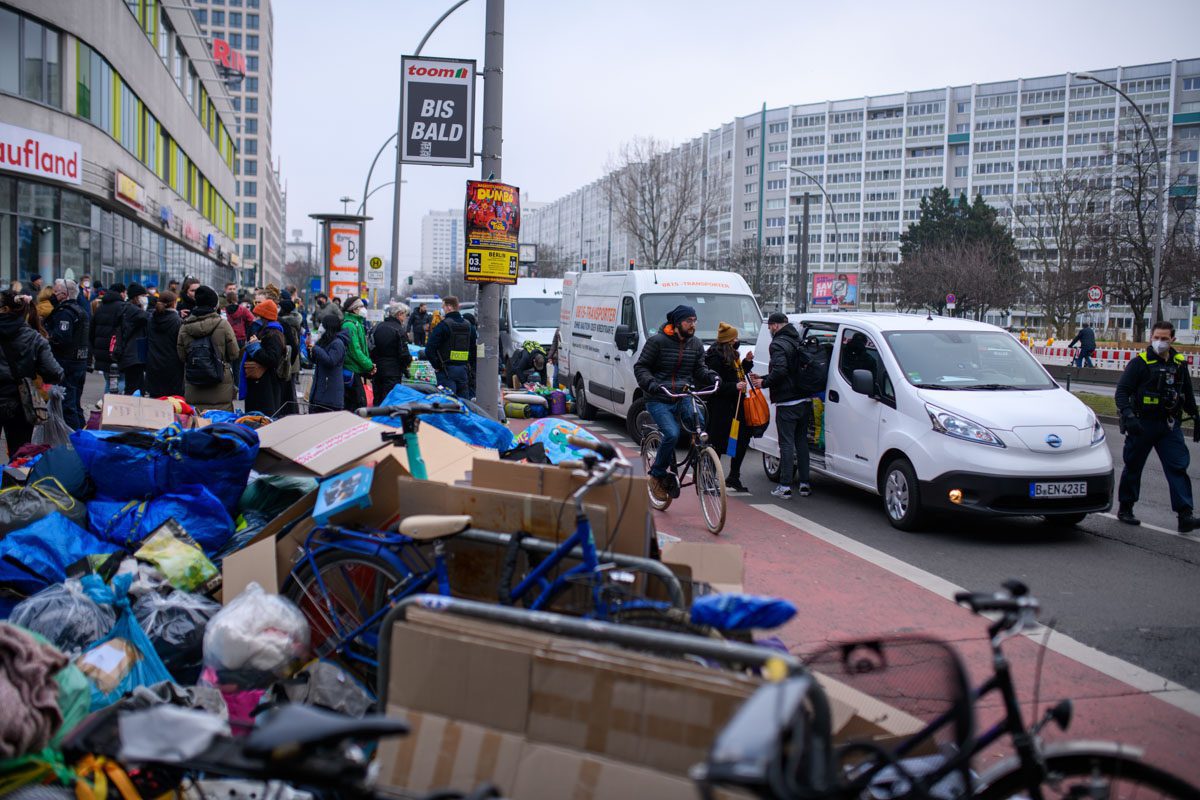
[528,409,1200,785]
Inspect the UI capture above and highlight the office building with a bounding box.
[525,59,1200,331]
[420,208,463,280]
[1,0,240,289]
[191,0,283,287]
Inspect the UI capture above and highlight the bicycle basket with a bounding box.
[803,636,974,800]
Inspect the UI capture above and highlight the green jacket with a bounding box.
[343,313,375,375]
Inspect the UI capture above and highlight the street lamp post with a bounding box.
[1076,72,1166,326]
[787,166,839,310]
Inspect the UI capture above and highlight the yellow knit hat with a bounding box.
[716,322,738,344]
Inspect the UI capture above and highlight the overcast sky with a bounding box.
[274,0,1200,281]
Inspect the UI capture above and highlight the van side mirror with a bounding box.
[851,369,875,397]
[499,317,510,332]
[615,323,638,351]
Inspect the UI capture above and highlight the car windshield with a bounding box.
[640,293,762,343]
[883,330,1056,390]
[510,297,562,329]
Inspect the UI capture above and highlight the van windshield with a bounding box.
[640,294,762,343]
[883,330,1056,390]
[510,298,562,329]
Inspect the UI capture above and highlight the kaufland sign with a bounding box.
[0,122,82,186]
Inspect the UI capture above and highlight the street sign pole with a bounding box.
[476,0,504,420]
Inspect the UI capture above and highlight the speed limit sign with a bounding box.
[1087,285,1104,311]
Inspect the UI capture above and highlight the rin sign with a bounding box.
[400,56,476,167]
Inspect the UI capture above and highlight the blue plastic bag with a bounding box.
[71,429,169,501]
[169,423,259,513]
[690,593,798,631]
[78,574,174,709]
[87,485,234,554]
[201,409,243,425]
[0,513,120,596]
[379,384,518,451]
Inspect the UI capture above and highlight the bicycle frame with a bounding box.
[656,385,717,491]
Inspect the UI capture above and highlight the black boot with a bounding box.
[1117,505,1141,526]
[1178,511,1197,533]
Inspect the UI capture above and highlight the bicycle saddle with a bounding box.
[244,704,409,756]
[399,514,473,540]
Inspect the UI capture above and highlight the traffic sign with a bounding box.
[366,254,386,288]
[1086,285,1104,312]
[946,292,956,311]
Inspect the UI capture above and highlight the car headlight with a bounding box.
[925,404,1005,448]
[1090,413,1106,445]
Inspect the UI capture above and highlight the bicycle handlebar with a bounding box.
[357,402,465,419]
[566,434,619,462]
[955,586,1040,619]
[659,379,720,400]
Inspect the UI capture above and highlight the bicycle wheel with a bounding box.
[976,748,1200,800]
[640,430,672,511]
[696,446,727,534]
[284,552,410,687]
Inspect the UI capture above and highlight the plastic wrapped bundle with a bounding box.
[8,581,116,656]
[203,583,309,688]
[134,591,222,685]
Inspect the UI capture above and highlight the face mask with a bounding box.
[315,325,325,339]
[356,307,367,318]
[81,282,90,290]
[1152,339,1170,355]
[138,296,149,308]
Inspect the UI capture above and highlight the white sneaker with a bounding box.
[798,483,812,497]
[770,484,792,500]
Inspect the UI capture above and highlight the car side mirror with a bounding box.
[615,323,638,351]
[851,368,875,397]
[499,317,510,332]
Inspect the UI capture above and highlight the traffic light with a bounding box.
[407,275,413,285]
[581,258,588,271]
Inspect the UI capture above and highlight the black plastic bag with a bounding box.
[8,580,116,655]
[0,477,88,538]
[133,590,222,685]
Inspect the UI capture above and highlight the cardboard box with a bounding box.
[661,540,745,599]
[471,459,653,557]
[367,422,499,485]
[254,411,390,477]
[100,394,175,431]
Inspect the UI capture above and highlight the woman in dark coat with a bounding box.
[371,303,413,405]
[144,291,185,398]
[309,316,349,411]
[242,299,286,416]
[0,291,64,459]
[115,283,150,395]
[704,322,755,494]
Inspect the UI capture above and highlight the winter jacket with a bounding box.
[760,323,809,405]
[280,310,303,376]
[372,316,412,384]
[114,303,150,369]
[634,323,716,398]
[0,312,64,408]
[244,322,286,416]
[35,288,54,320]
[46,298,90,366]
[506,347,547,387]
[89,293,125,367]
[342,313,374,376]
[145,309,185,398]
[225,303,255,345]
[176,310,239,412]
[426,311,476,372]
[1068,326,1097,352]
[407,309,431,345]
[310,331,349,410]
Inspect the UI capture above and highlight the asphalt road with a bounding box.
[582,410,1200,694]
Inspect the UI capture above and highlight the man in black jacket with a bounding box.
[1068,322,1097,368]
[1114,321,1198,531]
[408,303,431,346]
[633,304,717,501]
[751,312,812,500]
[426,296,476,399]
[47,279,90,429]
[115,283,150,395]
[90,283,126,394]
[372,302,413,403]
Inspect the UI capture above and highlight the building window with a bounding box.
[243,202,257,216]
[244,118,257,134]
[243,138,257,155]
[229,32,241,47]
[247,12,259,28]
[245,97,257,113]
[229,12,241,26]
[231,96,240,111]
[1184,77,1200,92]
[194,9,207,24]
[211,10,224,24]
[245,76,258,91]
[243,223,256,237]
[1180,150,1199,163]
[0,10,61,108]
[246,34,258,50]
[244,181,257,196]
[243,159,257,175]
[243,243,256,259]
[247,55,258,72]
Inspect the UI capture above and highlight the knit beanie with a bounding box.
[126,283,147,300]
[194,285,219,309]
[253,299,279,321]
[716,322,738,344]
[667,304,697,325]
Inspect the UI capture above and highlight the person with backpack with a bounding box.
[47,279,90,429]
[371,302,412,405]
[277,298,303,416]
[751,312,814,500]
[705,322,756,495]
[425,296,475,399]
[144,291,185,398]
[90,282,126,394]
[0,291,63,459]
[310,315,350,411]
[176,285,239,412]
[341,297,375,410]
[113,283,150,395]
[241,299,287,416]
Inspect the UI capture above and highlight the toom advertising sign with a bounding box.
[0,122,81,186]
[464,180,520,285]
[812,272,857,307]
[400,56,475,167]
[328,224,362,300]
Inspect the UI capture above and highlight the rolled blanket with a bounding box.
[0,622,68,759]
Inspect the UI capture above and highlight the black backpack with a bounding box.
[793,339,831,398]
[185,332,225,386]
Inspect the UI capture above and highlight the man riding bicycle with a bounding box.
[634,304,718,501]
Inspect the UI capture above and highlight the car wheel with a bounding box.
[627,396,654,443]
[882,458,925,531]
[1043,512,1087,527]
[574,376,597,420]
[763,453,781,483]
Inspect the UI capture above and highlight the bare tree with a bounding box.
[605,136,715,272]
[1010,167,1105,337]
[861,226,897,312]
[894,240,1024,319]
[528,243,572,278]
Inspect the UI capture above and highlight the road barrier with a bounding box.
[1031,345,1200,377]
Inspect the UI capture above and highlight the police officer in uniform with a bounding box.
[1115,320,1199,532]
[47,279,90,429]
[425,295,476,399]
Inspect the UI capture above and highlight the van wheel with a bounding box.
[574,376,597,420]
[763,454,782,483]
[882,458,925,531]
[1043,512,1087,527]
[627,397,653,443]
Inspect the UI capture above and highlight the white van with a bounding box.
[560,269,761,439]
[499,278,563,362]
[749,312,1114,530]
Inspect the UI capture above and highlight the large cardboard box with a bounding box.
[470,459,652,557]
[358,422,500,485]
[254,411,390,477]
[100,394,175,431]
[657,540,744,603]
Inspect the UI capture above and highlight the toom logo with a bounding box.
[407,65,470,79]
[0,122,81,186]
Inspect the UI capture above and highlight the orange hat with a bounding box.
[253,299,278,321]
